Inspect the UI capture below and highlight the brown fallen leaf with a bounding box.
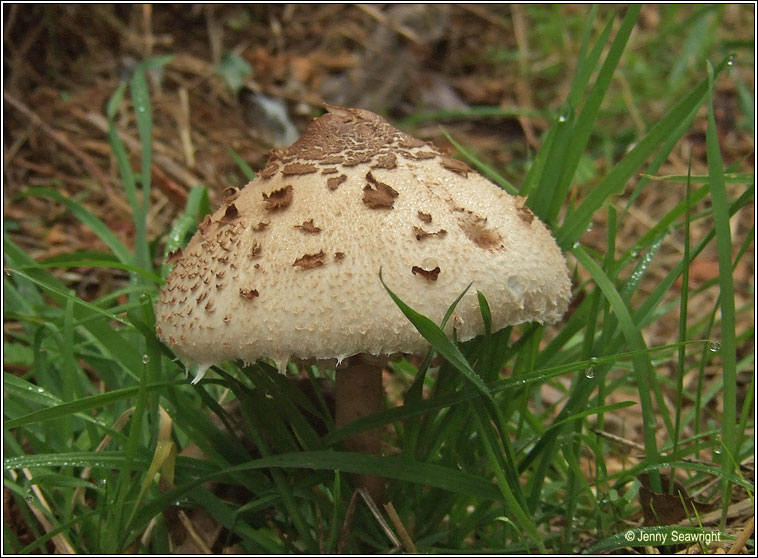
[638,473,715,526]
[674,258,720,288]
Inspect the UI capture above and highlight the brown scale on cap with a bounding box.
[249,241,262,259]
[295,219,321,234]
[198,215,212,234]
[221,203,239,222]
[372,152,397,170]
[219,238,234,252]
[413,226,447,241]
[398,136,427,149]
[439,156,472,177]
[515,197,535,225]
[320,155,345,165]
[411,265,441,281]
[457,212,503,250]
[342,151,375,167]
[417,211,432,223]
[260,164,279,180]
[517,206,535,225]
[326,174,347,190]
[362,171,399,209]
[399,150,437,161]
[262,185,293,211]
[281,162,317,176]
[240,288,259,300]
[293,250,327,270]
[223,186,241,202]
[166,248,183,264]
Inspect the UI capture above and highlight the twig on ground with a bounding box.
[4,91,118,202]
[384,501,417,553]
[727,515,754,554]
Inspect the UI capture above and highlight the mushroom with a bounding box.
[155,105,571,503]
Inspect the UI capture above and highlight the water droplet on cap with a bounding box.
[421,257,439,270]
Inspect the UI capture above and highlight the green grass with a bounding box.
[4,7,754,554]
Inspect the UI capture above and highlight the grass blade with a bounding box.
[4,381,179,429]
[17,188,132,265]
[557,55,732,248]
[705,62,739,524]
[570,246,661,491]
[379,271,491,399]
[549,6,641,223]
[227,147,256,181]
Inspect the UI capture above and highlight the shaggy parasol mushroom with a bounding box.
[155,105,571,502]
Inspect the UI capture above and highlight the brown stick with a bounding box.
[3,90,117,200]
[335,358,385,503]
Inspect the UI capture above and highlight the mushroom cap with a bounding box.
[155,106,571,373]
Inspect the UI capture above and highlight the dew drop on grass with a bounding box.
[139,292,149,304]
[727,54,736,66]
[137,105,147,113]
[142,354,150,364]
[585,367,596,379]
[708,340,721,353]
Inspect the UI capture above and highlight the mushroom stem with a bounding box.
[335,357,385,503]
